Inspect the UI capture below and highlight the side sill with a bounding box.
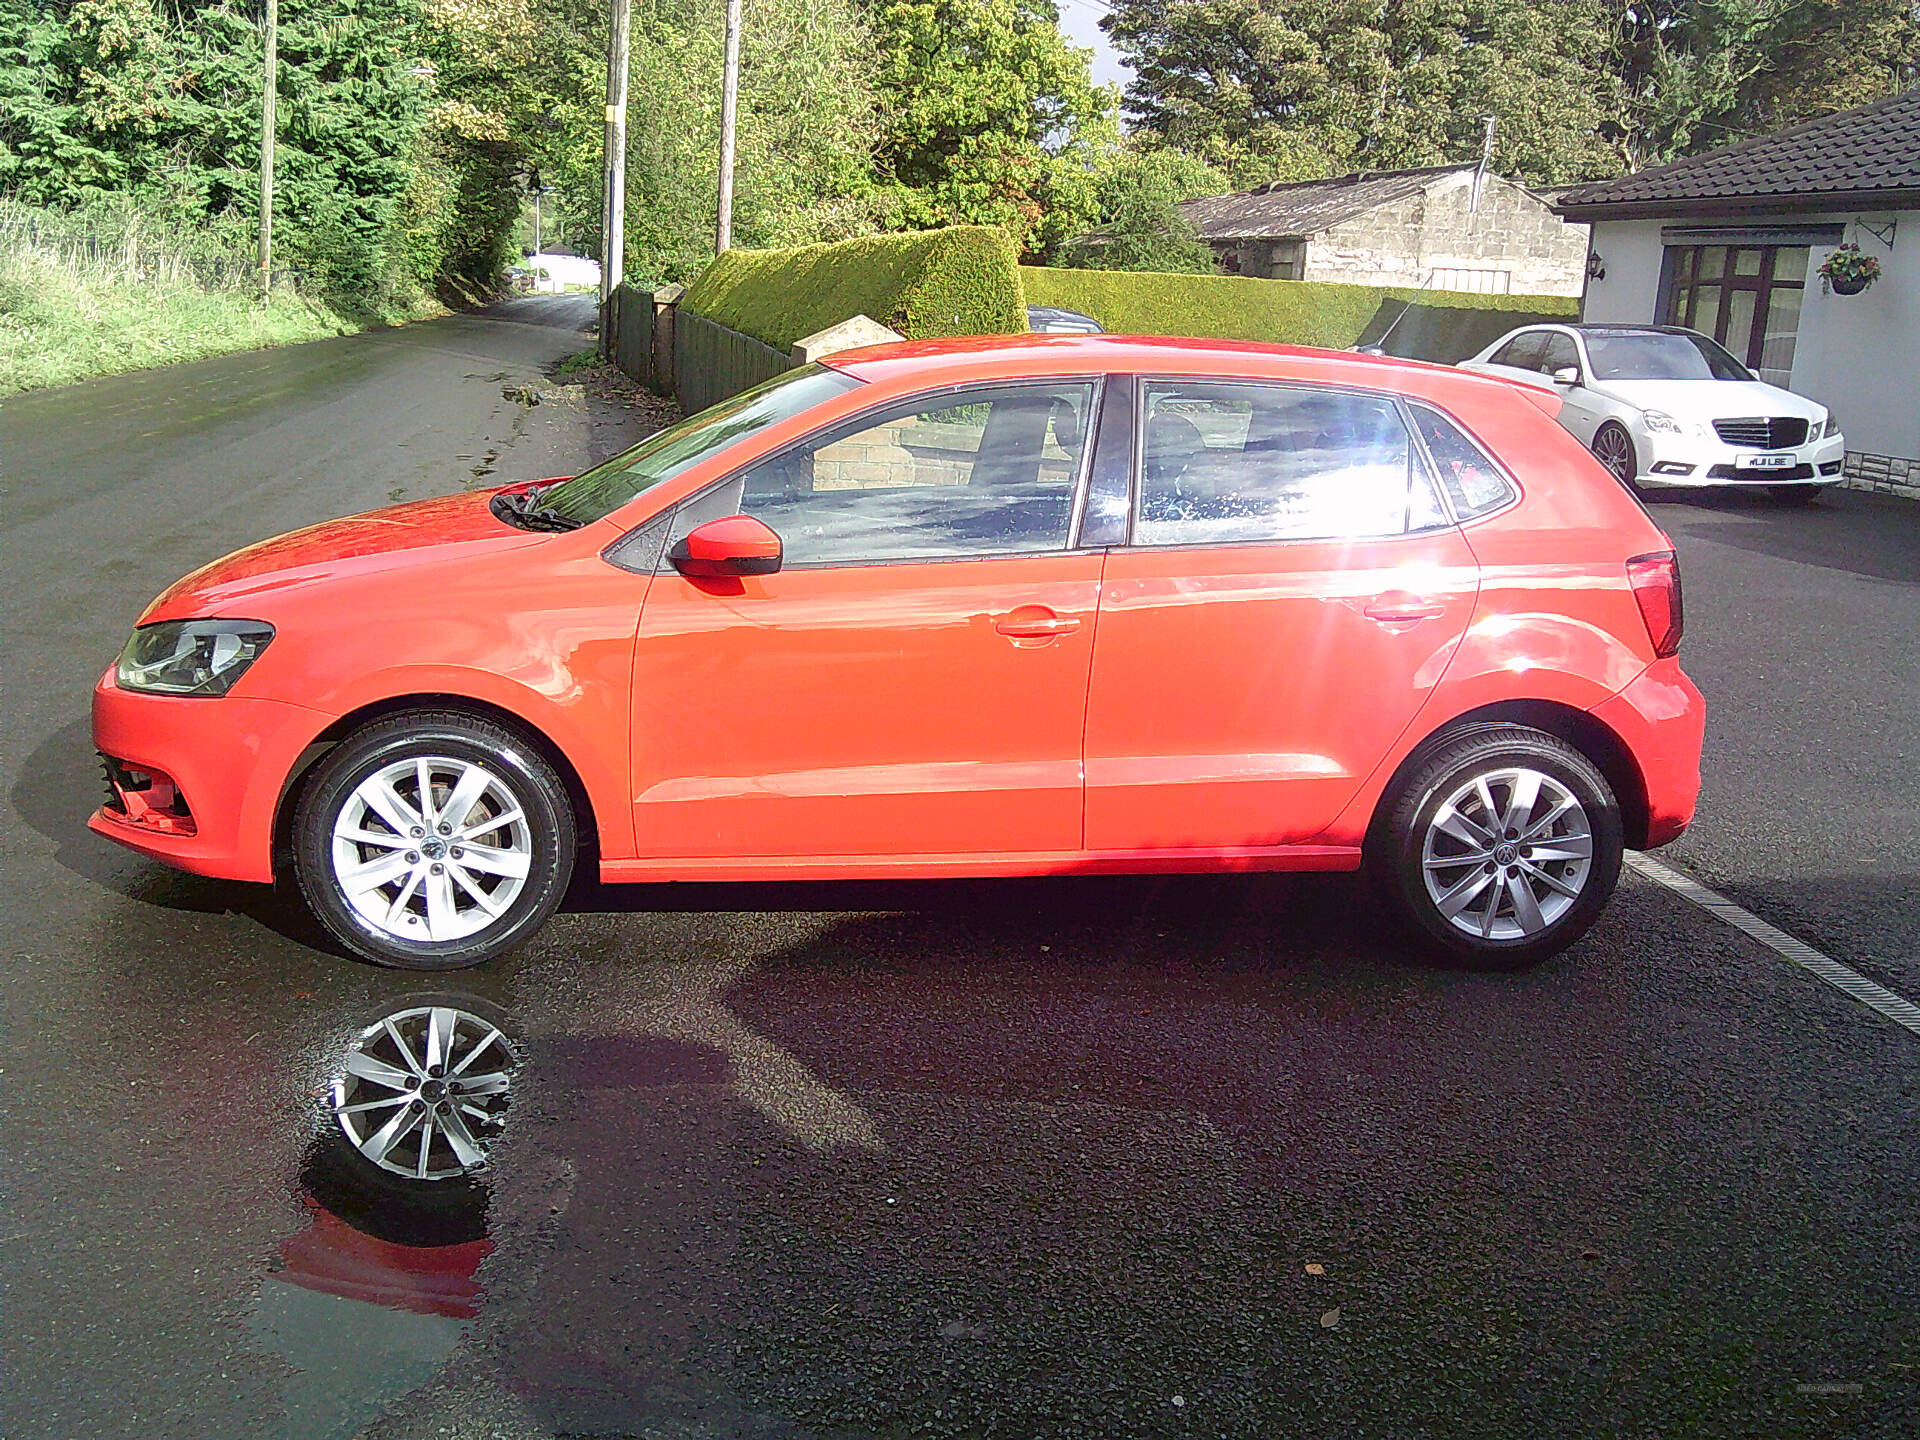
[599,845,1364,885]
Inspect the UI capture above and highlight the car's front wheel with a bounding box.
[292,711,575,969]
[1371,726,1623,969]
[1592,421,1647,497]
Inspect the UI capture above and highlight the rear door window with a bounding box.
[1134,381,1448,546]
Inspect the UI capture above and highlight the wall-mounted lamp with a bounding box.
[1586,251,1607,281]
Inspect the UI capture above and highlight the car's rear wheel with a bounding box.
[1592,422,1647,496]
[1370,726,1623,969]
[292,711,575,969]
[1769,483,1825,504]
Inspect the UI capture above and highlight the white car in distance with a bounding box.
[1459,324,1844,503]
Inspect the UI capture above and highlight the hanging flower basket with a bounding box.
[1818,242,1881,296]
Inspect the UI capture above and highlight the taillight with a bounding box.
[1626,550,1683,657]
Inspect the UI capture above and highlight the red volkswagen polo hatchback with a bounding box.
[92,336,1703,970]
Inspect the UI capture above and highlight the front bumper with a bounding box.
[90,668,332,882]
[1591,657,1706,849]
[1633,429,1845,488]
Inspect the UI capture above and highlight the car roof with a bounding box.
[821,332,1560,417]
[1565,324,1700,336]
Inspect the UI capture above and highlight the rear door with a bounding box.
[1083,378,1479,852]
[629,379,1104,863]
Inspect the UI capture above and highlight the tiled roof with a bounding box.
[1179,166,1476,240]
[1557,87,1920,217]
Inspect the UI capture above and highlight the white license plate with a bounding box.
[1741,452,1795,470]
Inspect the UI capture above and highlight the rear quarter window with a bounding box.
[1409,405,1516,519]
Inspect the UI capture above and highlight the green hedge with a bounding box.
[681,226,1028,350]
[1019,266,1579,364]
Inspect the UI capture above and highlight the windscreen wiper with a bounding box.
[490,484,582,532]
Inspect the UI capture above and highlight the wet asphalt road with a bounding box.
[2,298,1916,1439]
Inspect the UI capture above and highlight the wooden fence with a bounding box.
[603,283,657,390]
[672,311,793,415]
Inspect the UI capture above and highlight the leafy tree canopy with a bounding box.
[1103,0,1920,185]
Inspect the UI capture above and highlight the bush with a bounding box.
[680,226,1028,350]
[1019,266,1579,363]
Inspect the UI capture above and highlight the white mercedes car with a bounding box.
[1460,323,1844,502]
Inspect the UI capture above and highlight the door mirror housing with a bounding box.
[1551,365,1581,387]
[669,514,783,578]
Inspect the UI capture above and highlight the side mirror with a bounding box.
[1551,365,1581,387]
[668,514,783,578]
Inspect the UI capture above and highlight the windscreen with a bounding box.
[1585,331,1754,382]
[536,363,865,526]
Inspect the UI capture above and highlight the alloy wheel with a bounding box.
[330,1005,516,1179]
[1594,425,1636,485]
[1420,767,1594,941]
[330,756,534,944]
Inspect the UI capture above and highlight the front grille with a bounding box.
[1707,462,1814,481]
[1712,416,1809,448]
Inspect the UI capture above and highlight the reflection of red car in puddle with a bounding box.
[276,1190,490,1320]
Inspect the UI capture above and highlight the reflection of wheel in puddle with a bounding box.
[331,1004,517,1181]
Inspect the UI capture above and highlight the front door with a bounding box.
[1084,378,1479,852]
[630,380,1103,863]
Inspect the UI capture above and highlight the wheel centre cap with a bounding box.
[1493,842,1518,866]
[420,1078,448,1101]
[422,837,446,860]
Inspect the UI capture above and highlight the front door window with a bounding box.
[1665,244,1807,386]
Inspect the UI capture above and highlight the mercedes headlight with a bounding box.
[1641,409,1686,435]
[1822,415,1843,439]
[117,619,275,697]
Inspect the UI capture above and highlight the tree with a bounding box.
[515,0,882,282]
[864,0,1114,251]
[1604,1,1920,168]
[1102,0,1622,185]
[1055,144,1223,272]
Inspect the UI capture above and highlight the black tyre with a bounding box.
[1369,726,1623,969]
[1768,483,1825,505]
[1592,421,1647,497]
[293,711,575,969]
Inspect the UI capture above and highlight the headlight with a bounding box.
[1641,409,1686,435]
[1822,415,1842,439]
[117,619,275,697]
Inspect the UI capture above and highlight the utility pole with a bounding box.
[1470,114,1495,215]
[533,186,543,256]
[258,0,277,301]
[716,0,742,251]
[599,0,630,346]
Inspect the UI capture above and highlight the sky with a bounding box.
[1056,0,1133,93]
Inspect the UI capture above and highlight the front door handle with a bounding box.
[1364,593,1446,624]
[994,609,1082,642]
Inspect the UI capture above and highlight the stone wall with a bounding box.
[1841,451,1920,500]
[1299,173,1587,297]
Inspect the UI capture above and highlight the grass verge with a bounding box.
[0,203,447,396]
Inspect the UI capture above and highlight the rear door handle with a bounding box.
[1364,594,1446,624]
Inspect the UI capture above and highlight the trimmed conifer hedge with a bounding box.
[1019,266,1579,364]
[680,226,1027,350]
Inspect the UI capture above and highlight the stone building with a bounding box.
[1180,165,1589,297]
